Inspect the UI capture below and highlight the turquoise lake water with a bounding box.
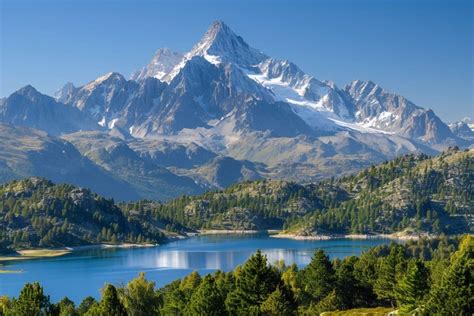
[0,234,396,303]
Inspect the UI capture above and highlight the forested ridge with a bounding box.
[0,147,472,252]
[1,235,472,315]
[122,147,473,235]
[0,179,180,252]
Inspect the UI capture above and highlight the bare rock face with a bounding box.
[449,120,474,141]
[0,85,99,135]
[131,48,183,81]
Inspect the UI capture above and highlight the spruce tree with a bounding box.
[11,282,51,315]
[57,297,76,316]
[86,284,126,316]
[425,235,473,315]
[77,296,97,315]
[300,249,335,304]
[374,244,407,307]
[260,284,297,316]
[394,259,429,313]
[225,250,279,314]
[118,272,161,316]
[186,275,226,316]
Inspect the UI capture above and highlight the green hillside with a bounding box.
[124,147,473,235]
[0,178,178,251]
[1,148,472,252]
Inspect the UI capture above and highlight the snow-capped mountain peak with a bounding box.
[84,72,125,91]
[121,20,461,145]
[345,80,383,102]
[186,20,267,67]
[461,117,474,129]
[131,48,183,81]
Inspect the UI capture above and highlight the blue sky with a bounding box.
[1,0,472,122]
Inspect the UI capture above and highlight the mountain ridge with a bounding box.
[0,21,471,200]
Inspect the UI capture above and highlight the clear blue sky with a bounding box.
[1,0,472,122]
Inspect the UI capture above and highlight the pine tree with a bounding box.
[86,284,126,316]
[303,290,341,316]
[225,250,279,314]
[118,272,161,316]
[186,275,226,316]
[374,245,407,307]
[425,235,473,315]
[77,296,97,315]
[394,259,429,313]
[11,282,51,315]
[57,296,76,316]
[300,249,335,304]
[260,284,297,316]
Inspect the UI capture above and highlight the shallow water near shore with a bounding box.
[0,234,396,303]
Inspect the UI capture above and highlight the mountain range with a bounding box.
[1,21,472,201]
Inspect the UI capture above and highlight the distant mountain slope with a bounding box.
[0,86,98,135]
[449,118,474,141]
[0,124,139,200]
[63,131,206,200]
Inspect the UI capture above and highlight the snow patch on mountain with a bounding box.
[131,48,183,81]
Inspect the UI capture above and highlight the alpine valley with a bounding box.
[1,21,472,201]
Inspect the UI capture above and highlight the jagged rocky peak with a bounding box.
[131,48,183,81]
[15,84,41,98]
[1,85,99,135]
[54,82,76,103]
[186,20,267,67]
[461,117,474,129]
[345,79,421,117]
[258,58,311,88]
[83,72,126,90]
[345,80,382,101]
[449,119,474,141]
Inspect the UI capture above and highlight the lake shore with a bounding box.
[272,231,436,241]
[196,229,281,235]
[0,243,157,262]
[192,228,436,241]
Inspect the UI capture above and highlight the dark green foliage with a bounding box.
[77,296,96,315]
[87,284,126,316]
[394,259,430,313]
[225,250,280,314]
[159,271,202,314]
[186,275,227,315]
[260,284,297,316]
[303,289,341,315]
[424,235,473,315]
[9,282,51,316]
[335,256,376,309]
[56,297,77,316]
[300,249,335,303]
[118,272,161,316]
[0,178,166,250]
[374,245,407,306]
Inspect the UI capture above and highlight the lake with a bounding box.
[0,234,396,303]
